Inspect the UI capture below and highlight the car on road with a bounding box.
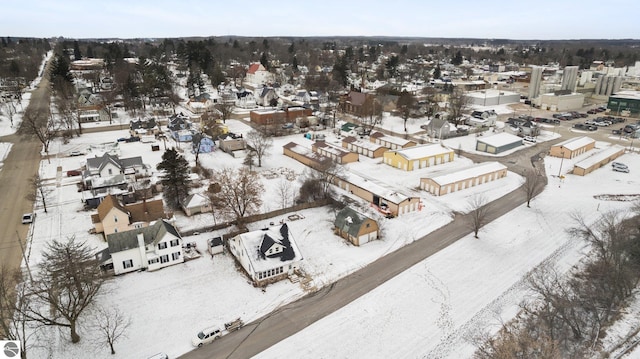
[192,326,222,347]
[613,166,630,173]
[69,150,84,156]
[523,136,537,143]
[21,213,34,224]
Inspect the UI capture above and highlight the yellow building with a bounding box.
[383,144,454,171]
[420,162,507,196]
[550,136,595,159]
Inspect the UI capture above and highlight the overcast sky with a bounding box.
[2,0,637,40]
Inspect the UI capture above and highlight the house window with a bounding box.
[160,255,169,263]
[149,258,159,264]
[123,260,133,269]
[114,228,118,233]
[114,216,118,222]
[158,242,167,250]
[170,239,179,247]
[171,252,180,261]
[108,168,113,175]
[134,223,143,229]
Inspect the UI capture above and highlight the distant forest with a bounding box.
[2,36,639,84]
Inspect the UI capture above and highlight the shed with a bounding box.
[476,133,523,154]
[333,207,379,246]
[207,236,224,256]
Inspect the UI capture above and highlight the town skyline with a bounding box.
[2,0,638,40]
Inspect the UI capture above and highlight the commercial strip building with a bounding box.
[550,137,596,159]
[420,162,508,196]
[572,146,625,176]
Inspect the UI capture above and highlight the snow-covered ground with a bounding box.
[13,85,640,358]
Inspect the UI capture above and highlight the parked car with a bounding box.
[66,170,82,177]
[192,326,222,347]
[21,213,34,224]
[613,166,630,173]
[587,109,599,114]
[523,136,537,143]
[147,353,169,359]
[69,150,84,156]
[611,162,628,170]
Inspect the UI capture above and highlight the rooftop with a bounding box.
[425,162,507,186]
[477,133,523,147]
[388,144,454,160]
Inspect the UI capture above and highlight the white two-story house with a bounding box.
[99,219,184,275]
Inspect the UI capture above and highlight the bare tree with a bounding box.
[359,95,383,135]
[522,169,545,208]
[276,178,295,209]
[216,101,234,124]
[54,88,80,138]
[17,106,60,158]
[1,99,17,127]
[447,88,471,126]
[396,90,416,132]
[0,266,35,359]
[209,168,264,223]
[246,130,273,167]
[467,195,490,239]
[91,306,131,355]
[243,150,256,171]
[21,237,105,343]
[26,174,53,213]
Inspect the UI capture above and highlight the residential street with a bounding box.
[0,66,50,274]
[180,141,550,359]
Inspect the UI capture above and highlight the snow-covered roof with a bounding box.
[574,145,625,169]
[371,132,414,147]
[425,162,507,186]
[183,193,209,208]
[477,133,522,147]
[388,144,454,160]
[313,142,352,158]
[342,137,387,151]
[341,172,413,205]
[235,224,302,273]
[553,136,595,151]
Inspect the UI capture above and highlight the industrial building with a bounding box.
[475,133,523,154]
[550,137,596,159]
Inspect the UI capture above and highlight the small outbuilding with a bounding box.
[550,136,595,159]
[181,193,212,216]
[370,131,417,150]
[333,207,379,246]
[312,141,359,164]
[341,136,388,158]
[207,236,224,256]
[476,133,523,154]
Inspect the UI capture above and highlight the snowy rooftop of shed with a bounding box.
[341,172,415,204]
[391,144,453,160]
[574,145,625,169]
[554,136,595,151]
[477,133,523,147]
[425,162,507,186]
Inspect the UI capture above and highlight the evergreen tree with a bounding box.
[292,56,298,71]
[49,53,75,93]
[73,40,82,60]
[156,148,191,209]
[260,52,269,69]
[433,64,441,80]
[86,45,94,58]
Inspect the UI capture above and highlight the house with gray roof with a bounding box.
[334,207,379,246]
[98,219,184,275]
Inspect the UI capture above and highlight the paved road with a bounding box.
[181,138,550,359]
[0,63,51,272]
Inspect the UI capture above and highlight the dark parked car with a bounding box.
[587,109,598,114]
[66,170,82,177]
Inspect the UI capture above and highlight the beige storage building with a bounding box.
[573,146,624,176]
[550,136,595,159]
[420,162,507,196]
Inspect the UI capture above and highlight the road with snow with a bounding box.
[0,63,51,274]
[181,142,551,359]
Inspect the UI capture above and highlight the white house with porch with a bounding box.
[228,223,302,286]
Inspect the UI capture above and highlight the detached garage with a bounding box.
[333,206,379,246]
[476,133,523,154]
